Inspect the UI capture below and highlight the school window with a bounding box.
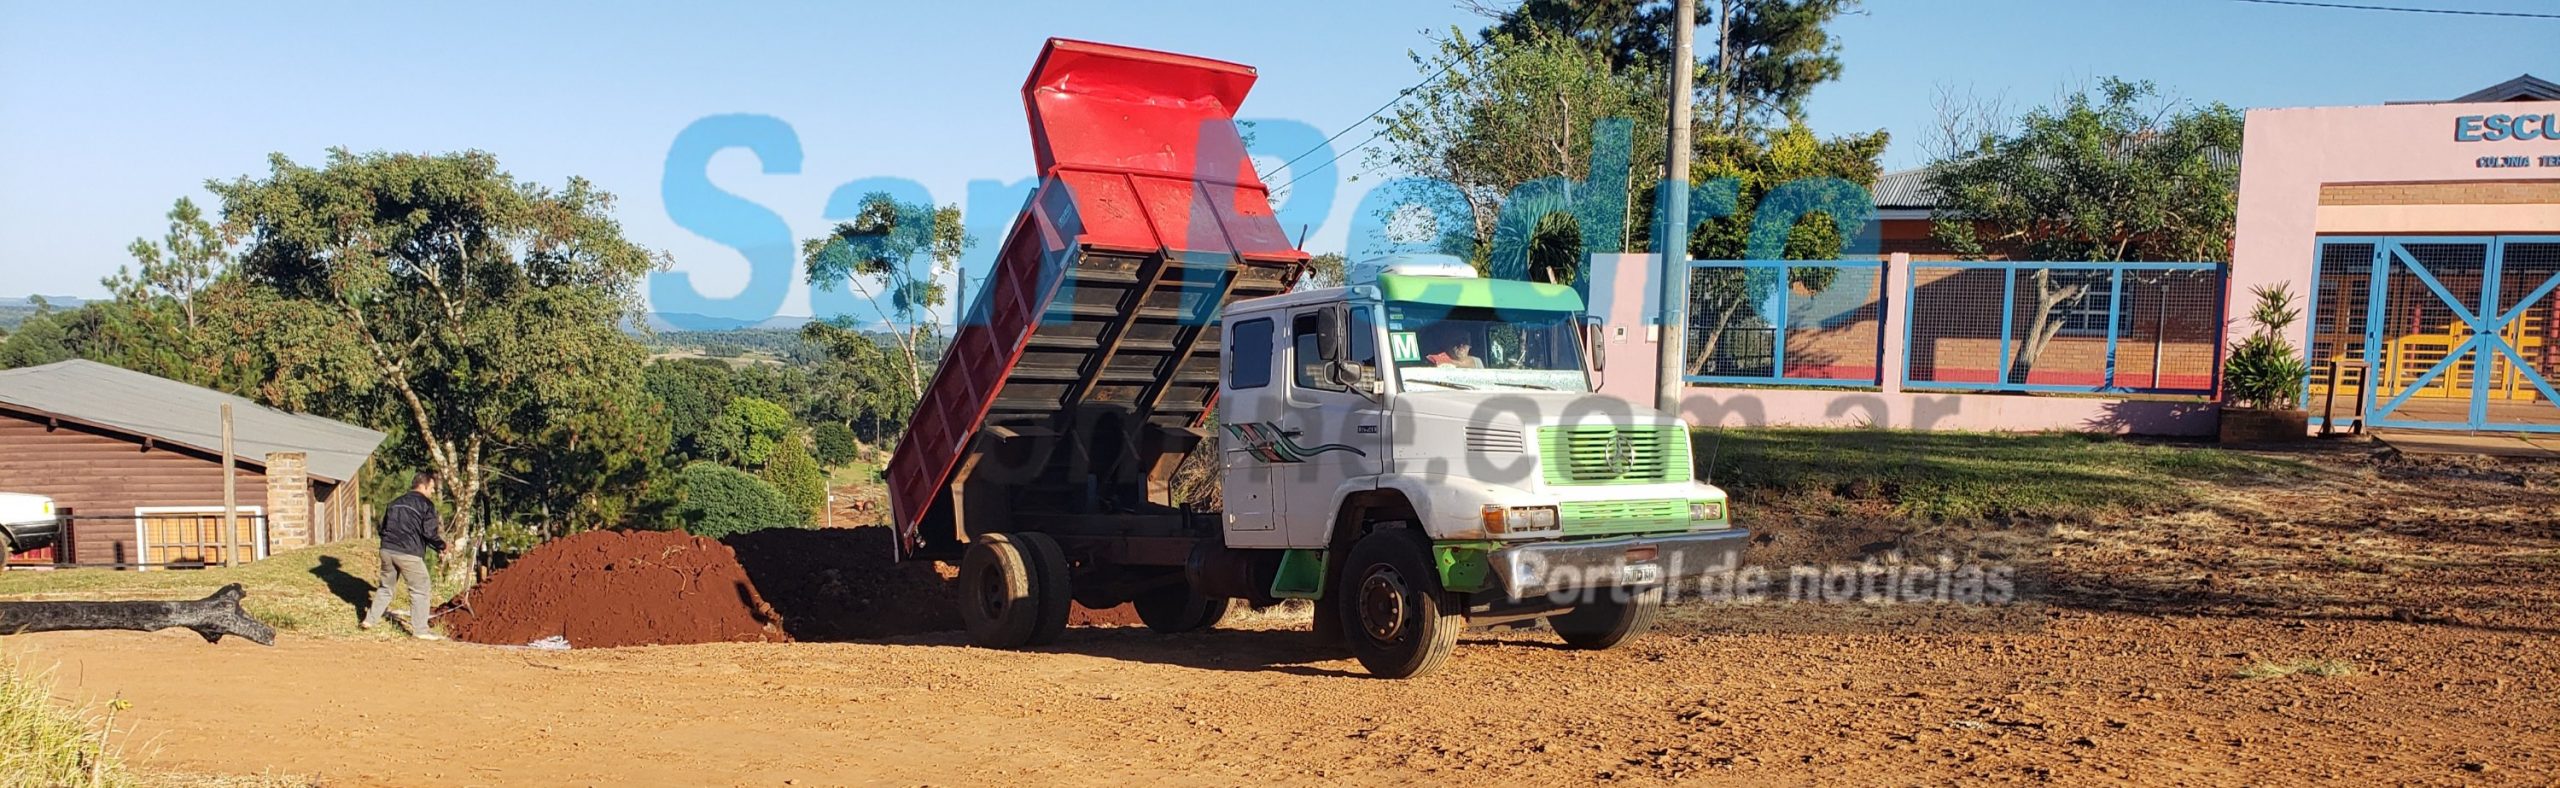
[1228,317,1272,389]
[2049,269,2127,336]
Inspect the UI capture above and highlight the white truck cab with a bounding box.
[1216,255,1745,677]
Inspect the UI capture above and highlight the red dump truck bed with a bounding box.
[886,39,1306,559]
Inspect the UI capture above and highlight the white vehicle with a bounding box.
[1207,257,1743,676]
[0,492,61,555]
[899,255,1744,679]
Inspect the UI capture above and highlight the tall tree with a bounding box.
[794,320,926,445]
[799,193,972,402]
[1925,78,2242,383]
[1371,26,1664,278]
[1705,0,1856,135]
[212,149,665,581]
[109,198,227,334]
[1478,0,1688,72]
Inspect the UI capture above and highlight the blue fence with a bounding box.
[1682,259,1886,388]
[1900,261,2225,396]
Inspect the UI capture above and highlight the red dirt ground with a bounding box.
[441,529,787,648]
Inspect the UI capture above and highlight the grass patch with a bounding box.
[0,655,133,787]
[2238,658,2357,679]
[0,539,464,640]
[825,460,885,489]
[1699,428,2310,524]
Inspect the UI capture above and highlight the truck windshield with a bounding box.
[1384,305,1591,393]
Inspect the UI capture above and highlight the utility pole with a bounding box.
[1653,0,1698,414]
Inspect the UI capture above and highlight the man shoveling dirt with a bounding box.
[361,472,447,640]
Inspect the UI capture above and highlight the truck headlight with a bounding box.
[1689,501,1724,522]
[1483,505,1560,535]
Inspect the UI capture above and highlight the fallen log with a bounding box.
[0,583,276,645]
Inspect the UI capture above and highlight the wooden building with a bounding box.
[0,360,386,568]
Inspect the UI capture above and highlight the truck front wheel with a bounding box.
[959,534,1045,648]
[1547,586,1663,650]
[1340,528,1461,678]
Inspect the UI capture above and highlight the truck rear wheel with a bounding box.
[1013,532,1073,646]
[959,534,1044,648]
[1548,586,1663,650]
[1132,585,1230,633]
[1340,528,1461,679]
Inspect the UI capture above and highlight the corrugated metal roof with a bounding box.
[1871,166,1941,210]
[0,360,385,482]
[2452,74,2560,103]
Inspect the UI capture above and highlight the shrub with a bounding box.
[2224,284,2310,411]
[759,440,827,525]
[672,462,798,538]
[812,421,858,467]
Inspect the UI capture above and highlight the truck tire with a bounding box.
[959,534,1040,648]
[1132,585,1229,633]
[1013,532,1073,646]
[1340,528,1461,679]
[1548,586,1663,650]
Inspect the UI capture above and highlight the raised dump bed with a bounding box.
[886,39,1306,560]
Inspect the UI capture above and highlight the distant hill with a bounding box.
[642,312,815,332]
[0,295,90,332]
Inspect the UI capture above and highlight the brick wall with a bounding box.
[2319,180,2560,206]
[263,451,310,551]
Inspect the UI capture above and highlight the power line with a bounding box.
[1272,126,1391,196]
[1263,38,1483,192]
[2229,0,2560,19]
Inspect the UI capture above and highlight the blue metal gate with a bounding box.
[2309,236,2560,433]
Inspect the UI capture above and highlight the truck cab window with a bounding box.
[1293,309,1377,392]
[1229,317,1273,389]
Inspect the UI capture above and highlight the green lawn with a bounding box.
[1699,428,2311,524]
[0,539,461,640]
[825,459,885,489]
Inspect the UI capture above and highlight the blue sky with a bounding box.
[2,0,2553,317]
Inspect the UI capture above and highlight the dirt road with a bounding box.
[16,606,2555,786]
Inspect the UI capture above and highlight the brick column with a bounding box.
[263,451,311,552]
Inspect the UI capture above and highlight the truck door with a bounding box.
[1219,315,1285,547]
[1278,304,1388,549]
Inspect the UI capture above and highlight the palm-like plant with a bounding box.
[2223,284,2310,411]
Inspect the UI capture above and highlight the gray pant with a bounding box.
[363,550,433,633]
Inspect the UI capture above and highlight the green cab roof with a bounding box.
[1374,273,1584,312]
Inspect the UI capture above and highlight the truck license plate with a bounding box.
[1620,563,1662,585]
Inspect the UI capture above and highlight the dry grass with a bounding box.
[0,653,132,787]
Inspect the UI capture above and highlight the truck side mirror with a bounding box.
[1315,306,1344,361]
[1583,315,1605,372]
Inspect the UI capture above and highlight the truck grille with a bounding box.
[1537,426,1690,486]
[1557,499,1690,535]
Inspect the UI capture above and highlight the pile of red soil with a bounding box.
[443,530,787,648]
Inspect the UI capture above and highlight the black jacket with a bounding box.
[379,492,445,557]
